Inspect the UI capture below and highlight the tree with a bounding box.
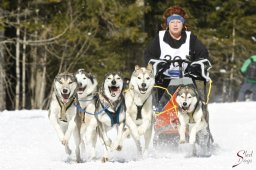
[0,8,6,111]
[1,0,149,109]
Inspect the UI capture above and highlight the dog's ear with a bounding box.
[69,73,77,82]
[87,72,95,84]
[77,68,85,74]
[54,75,60,82]
[135,65,140,70]
[147,63,154,75]
[104,73,110,79]
[116,72,123,80]
[54,73,63,83]
[174,86,182,95]
[147,63,153,71]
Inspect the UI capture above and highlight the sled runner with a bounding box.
[149,56,213,157]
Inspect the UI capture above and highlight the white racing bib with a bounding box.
[159,30,190,78]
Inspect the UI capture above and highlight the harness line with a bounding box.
[73,101,109,116]
[153,85,178,118]
[152,81,213,118]
[206,80,212,104]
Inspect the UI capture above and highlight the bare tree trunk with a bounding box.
[34,49,45,109]
[39,49,47,109]
[34,28,49,109]
[15,3,21,110]
[231,19,236,63]
[0,52,5,111]
[136,0,145,30]
[0,17,5,110]
[22,27,27,109]
[30,9,39,109]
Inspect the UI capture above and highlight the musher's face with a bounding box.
[168,19,183,38]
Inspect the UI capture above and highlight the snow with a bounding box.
[0,102,256,170]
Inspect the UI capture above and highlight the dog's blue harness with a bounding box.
[73,95,110,115]
[101,102,124,126]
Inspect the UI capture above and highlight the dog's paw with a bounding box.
[116,145,122,151]
[76,158,82,163]
[101,157,109,163]
[179,140,186,144]
[110,142,120,151]
[184,144,195,158]
[111,144,122,151]
[65,147,72,155]
[61,138,69,146]
[143,150,149,158]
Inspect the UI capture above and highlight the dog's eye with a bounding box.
[146,77,150,80]
[107,77,111,80]
[116,77,121,80]
[68,82,73,84]
[83,77,86,80]
[138,77,141,79]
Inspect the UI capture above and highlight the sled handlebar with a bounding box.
[149,56,192,79]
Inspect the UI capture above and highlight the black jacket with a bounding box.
[144,30,209,64]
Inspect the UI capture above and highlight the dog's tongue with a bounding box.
[182,106,190,112]
[78,86,86,92]
[110,86,120,97]
[111,91,116,97]
[61,93,70,103]
[63,98,69,103]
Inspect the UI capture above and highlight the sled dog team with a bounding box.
[48,64,208,162]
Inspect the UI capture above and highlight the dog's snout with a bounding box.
[183,102,187,106]
[111,80,116,85]
[141,83,146,88]
[63,88,68,94]
[79,82,82,87]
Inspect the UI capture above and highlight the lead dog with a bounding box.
[95,72,126,162]
[48,73,81,162]
[75,69,98,160]
[175,85,208,146]
[121,64,155,157]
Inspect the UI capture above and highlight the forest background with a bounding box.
[0,0,255,110]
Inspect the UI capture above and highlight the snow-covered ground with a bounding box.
[0,102,255,170]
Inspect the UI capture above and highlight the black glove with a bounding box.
[185,59,212,81]
[185,63,203,79]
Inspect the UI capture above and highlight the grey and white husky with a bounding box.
[95,72,126,162]
[75,69,98,160]
[48,72,81,162]
[121,64,155,158]
[175,85,208,145]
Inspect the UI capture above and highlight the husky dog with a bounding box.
[48,73,81,162]
[175,85,208,146]
[95,72,126,162]
[75,69,98,160]
[121,64,155,157]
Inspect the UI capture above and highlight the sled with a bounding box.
[153,77,194,147]
[150,57,213,157]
